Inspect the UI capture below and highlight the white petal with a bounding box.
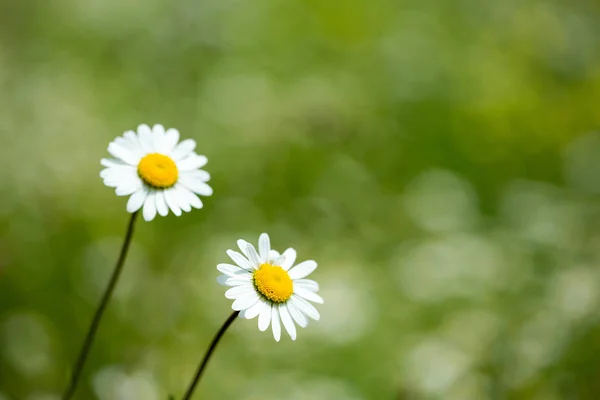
[107,142,139,165]
[177,154,208,171]
[183,169,211,182]
[152,124,166,151]
[173,185,193,212]
[225,284,255,299]
[258,233,270,263]
[179,175,213,196]
[100,167,117,180]
[232,292,260,311]
[288,260,317,280]
[237,239,251,257]
[164,188,182,217]
[101,166,137,184]
[245,243,261,269]
[115,176,143,196]
[102,179,119,187]
[216,275,229,285]
[155,190,169,216]
[243,298,267,320]
[226,276,253,286]
[287,301,308,328]
[113,136,131,150]
[171,139,196,161]
[152,124,165,135]
[226,250,253,270]
[217,263,248,277]
[279,303,296,340]
[164,128,180,154]
[258,303,272,331]
[137,124,154,153]
[269,250,280,263]
[271,306,281,342]
[294,279,319,292]
[142,191,157,221]
[123,130,140,150]
[101,158,127,168]
[294,287,324,304]
[291,295,320,321]
[126,187,148,213]
[273,255,286,266]
[174,184,203,209]
[280,248,297,271]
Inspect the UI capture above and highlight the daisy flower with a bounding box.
[217,233,323,341]
[100,124,212,221]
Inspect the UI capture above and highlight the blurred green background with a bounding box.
[2,0,600,399]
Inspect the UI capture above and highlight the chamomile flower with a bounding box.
[217,233,323,341]
[100,124,212,221]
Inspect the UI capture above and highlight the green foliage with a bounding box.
[1,0,600,399]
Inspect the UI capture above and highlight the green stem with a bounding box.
[181,311,240,400]
[62,211,139,400]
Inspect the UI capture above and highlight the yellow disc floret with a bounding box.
[253,263,293,303]
[137,153,178,188]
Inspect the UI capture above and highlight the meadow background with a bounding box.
[2,0,600,399]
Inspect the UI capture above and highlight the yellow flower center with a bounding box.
[137,153,178,188]
[253,263,293,303]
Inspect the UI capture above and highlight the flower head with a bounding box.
[100,124,212,221]
[217,233,323,341]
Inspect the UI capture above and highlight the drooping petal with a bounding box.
[163,187,182,217]
[243,298,267,320]
[174,183,203,209]
[271,306,281,342]
[126,187,148,213]
[115,176,143,196]
[142,190,157,221]
[287,300,308,328]
[258,303,272,331]
[291,295,320,321]
[279,303,297,340]
[232,292,260,311]
[173,185,193,212]
[155,190,169,217]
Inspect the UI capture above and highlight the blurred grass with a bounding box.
[1,0,600,399]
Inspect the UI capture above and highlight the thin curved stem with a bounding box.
[182,311,240,400]
[62,211,139,400]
